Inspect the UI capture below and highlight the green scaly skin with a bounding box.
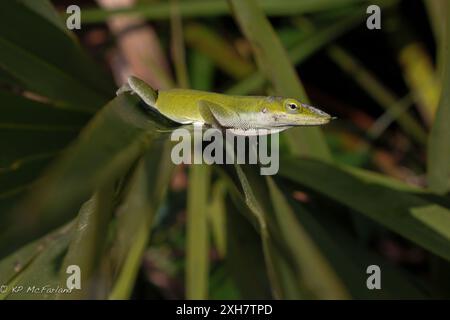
[118,76,334,135]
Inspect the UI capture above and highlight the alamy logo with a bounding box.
[366,265,381,290]
[66,5,81,30]
[170,126,280,175]
[366,5,381,30]
[66,265,81,290]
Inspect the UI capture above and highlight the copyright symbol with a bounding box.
[0,285,8,293]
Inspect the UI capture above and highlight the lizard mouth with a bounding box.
[271,118,331,127]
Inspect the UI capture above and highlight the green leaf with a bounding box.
[327,45,427,144]
[186,163,211,299]
[0,129,77,168]
[59,185,116,299]
[0,94,178,258]
[82,0,386,23]
[222,161,428,298]
[317,218,430,298]
[185,23,254,79]
[20,0,71,34]
[189,50,215,91]
[0,1,113,110]
[279,157,450,262]
[109,141,175,300]
[170,0,190,89]
[280,186,429,299]
[225,10,363,95]
[0,154,53,197]
[227,0,331,160]
[266,177,350,299]
[428,5,450,195]
[228,164,348,299]
[224,196,272,299]
[0,223,74,300]
[0,90,90,130]
[219,165,283,297]
[208,181,227,258]
[0,91,90,188]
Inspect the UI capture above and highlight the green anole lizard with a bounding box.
[117,76,334,135]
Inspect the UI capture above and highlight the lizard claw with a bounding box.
[116,83,133,96]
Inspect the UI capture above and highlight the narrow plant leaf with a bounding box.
[0,224,71,289]
[185,23,254,79]
[398,43,440,125]
[59,185,116,299]
[0,90,90,130]
[225,164,286,298]
[0,91,90,192]
[186,163,211,299]
[0,1,113,110]
[279,157,450,262]
[189,50,215,91]
[109,141,175,300]
[208,181,227,258]
[229,164,348,299]
[283,196,429,299]
[0,223,74,300]
[222,162,428,298]
[82,0,387,23]
[0,129,77,168]
[20,0,71,34]
[266,177,349,299]
[327,45,427,144]
[0,154,54,197]
[0,94,178,258]
[228,0,331,160]
[170,0,190,89]
[428,5,450,195]
[424,0,447,45]
[224,196,272,299]
[424,0,447,75]
[225,11,362,95]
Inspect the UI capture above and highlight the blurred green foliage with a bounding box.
[0,0,449,300]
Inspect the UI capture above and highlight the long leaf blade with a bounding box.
[428,5,450,194]
[228,0,331,160]
[280,157,450,262]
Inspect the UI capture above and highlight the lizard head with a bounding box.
[261,97,334,127]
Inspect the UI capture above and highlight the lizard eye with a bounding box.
[285,101,300,113]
